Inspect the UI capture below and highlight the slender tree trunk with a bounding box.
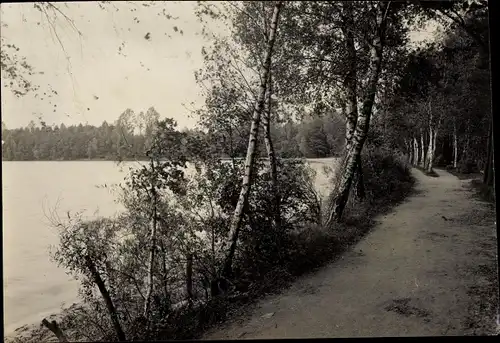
[211,223,216,278]
[354,154,365,199]
[143,159,158,319]
[425,99,433,172]
[160,242,169,300]
[341,1,364,200]
[416,135,421,166]
[413,137,418,167]
[343,5,357,152]
[405,139,412,164]
[42,319,68,342]
[327,2,390,224]
[409,139,414,165]
[263,71,281,230]
[420,129,425,168]
[407,139,412,165]
[426,110,441,173]
[427,127,439,173]
[484,121,493,185]
[427,127,434,172]
[84,255,126,342]
[186,253,193,305]
[222,1,283,278]
[229,121,236,169]
[453,119,458,168]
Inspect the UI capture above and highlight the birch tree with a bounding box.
[222,1,283,278]
[326,1,393,224]
[417,0,492,184]
[263,71,281,229]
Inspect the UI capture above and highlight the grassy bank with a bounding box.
[446,167,495,203]
[444,166,497,335]
[463,178,497,335]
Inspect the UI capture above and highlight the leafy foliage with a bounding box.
[376,9,491,173]
[45,115,324,340]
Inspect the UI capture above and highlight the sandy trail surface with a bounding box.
[204,168,498,338]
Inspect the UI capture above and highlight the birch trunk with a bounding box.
[426,101,441,173]
[427,127,438,173]
[407,139,412,165]
[341,2,365,200]
[426,128,432,171]
[420,129,425,168]
[453,119,458,168]
[143,159,158,319]
[263,71,281,231]
[407,140,413,165]
[84,255,126,341]
[413,137,418,167]
[342,2,357,150]
[222,1,282,278]
[417,135,421,166]
[405,139,412,164]
[326,2,390,224]
[425,99,433,171]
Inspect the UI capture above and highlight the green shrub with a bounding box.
[360,145,414,206]
[34,139,414,342]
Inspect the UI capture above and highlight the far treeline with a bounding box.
[0,110,345,161]
[1,1,494,342]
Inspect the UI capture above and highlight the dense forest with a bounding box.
[1,1,493,342]
[1,110,345,160]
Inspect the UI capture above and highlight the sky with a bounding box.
[0,2,440,131]
[0,1,231,130]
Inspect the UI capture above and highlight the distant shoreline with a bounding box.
[1,158,147,162]
[2,157,340,162]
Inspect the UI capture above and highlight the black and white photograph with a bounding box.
[1,1,498,341]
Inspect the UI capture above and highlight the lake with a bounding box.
[2,159,337,335]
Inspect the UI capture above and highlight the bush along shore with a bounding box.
[5,136,415,342]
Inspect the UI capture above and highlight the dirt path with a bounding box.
[204,168,498,338]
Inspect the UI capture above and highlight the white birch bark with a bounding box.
[326,1,390,224]
[143,159,158,319]
[222,1,283,277]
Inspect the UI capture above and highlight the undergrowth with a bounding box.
[7,146,416,343]
[162,146,416,340]
[446,167,495,203]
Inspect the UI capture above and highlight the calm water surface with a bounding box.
[2,159,335,334]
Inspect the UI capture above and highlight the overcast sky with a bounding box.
[1,2,439,130]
